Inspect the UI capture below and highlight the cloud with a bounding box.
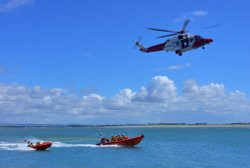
[192,10,208,16]
[155,63,191,71]
[168,63,191,71]
[175,10,208,22]
[0,0,33,12]
[0,76,250,124]
[134,76,176,102]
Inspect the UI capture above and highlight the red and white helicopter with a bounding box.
[135,19,213,56]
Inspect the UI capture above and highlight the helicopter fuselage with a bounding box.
[137,34,213,56]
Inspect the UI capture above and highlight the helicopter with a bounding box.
[135,19,213,56]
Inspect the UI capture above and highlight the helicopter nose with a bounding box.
[205,38,213,44]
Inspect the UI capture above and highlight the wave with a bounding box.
[0,141,120,151]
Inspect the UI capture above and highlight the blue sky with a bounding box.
[0,0,250,124]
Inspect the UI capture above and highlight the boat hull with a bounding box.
[29,142,52,150]
[97,135,144,146]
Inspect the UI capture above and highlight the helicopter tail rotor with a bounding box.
[133,36,142,49]
[134,37,148,52]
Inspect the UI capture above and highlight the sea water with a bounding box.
[0,126,250,168]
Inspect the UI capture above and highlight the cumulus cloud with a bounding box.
[0,76,250,124]
[0,0,33,12]
[134,76,176,102]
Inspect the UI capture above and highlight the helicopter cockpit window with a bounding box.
[195,36,201,41]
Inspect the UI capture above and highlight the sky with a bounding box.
[0,0,250,124]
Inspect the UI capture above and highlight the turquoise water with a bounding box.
[0,127,250,168]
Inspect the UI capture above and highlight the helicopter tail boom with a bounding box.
[135,41,166,53]
[135,41,148,52]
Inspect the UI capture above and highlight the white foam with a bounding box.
[0,142,33,151]
[0,141,120,151]
[52,141,120,148]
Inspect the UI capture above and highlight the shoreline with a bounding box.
[107,124,250,128]
[1,123,250,128]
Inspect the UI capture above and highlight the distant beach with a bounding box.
[1,123,250,128]
[96,123,250,128]
[110,124,250,128]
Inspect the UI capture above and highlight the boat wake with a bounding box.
[0,141,33,151]
[0,141,120,151]
[52,141,120,148]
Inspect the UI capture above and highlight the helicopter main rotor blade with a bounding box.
[157,33,179,38]
[182,19,190,31]
[148,27,178,33]
[200,24,222,30]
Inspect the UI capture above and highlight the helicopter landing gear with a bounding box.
[176,50,182,56]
